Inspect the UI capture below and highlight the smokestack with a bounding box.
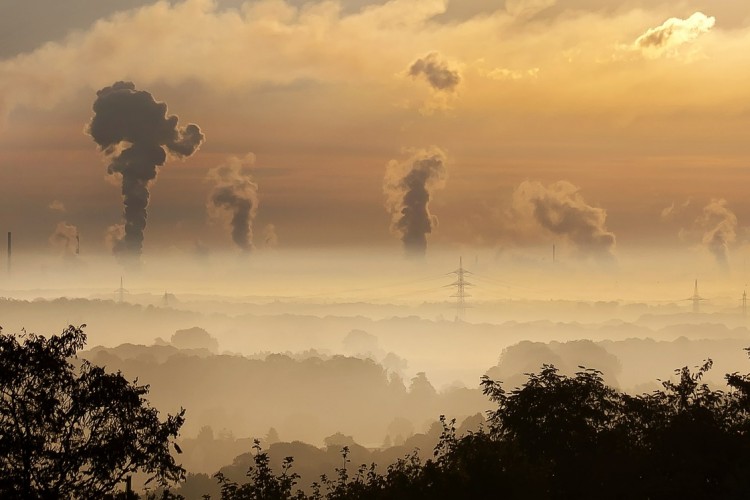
[6,232,10,275]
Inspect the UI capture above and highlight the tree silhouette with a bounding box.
[0,325,185,498]
[212,352,750,500]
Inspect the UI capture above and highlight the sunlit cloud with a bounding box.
[633,12,715,59]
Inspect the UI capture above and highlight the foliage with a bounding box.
[214,352,750,500]
[215,439,304,500]
[0,325,185,498]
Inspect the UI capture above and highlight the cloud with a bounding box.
[384,147,448,256]
[509,180,616,259]
[697,198,736,268]
[408,52,461,92]
[48,200,66,212]
[634,12,715,58]
[0,0,450,120]
[482,67,539,81]
[0,0,744,130]
[49,221,78,256]
[207,153,259,252]
[505,0,556,20]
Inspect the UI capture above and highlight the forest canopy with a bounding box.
[4,325,750,499]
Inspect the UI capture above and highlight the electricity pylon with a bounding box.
[690,279,705,313]
[447,257,473,322]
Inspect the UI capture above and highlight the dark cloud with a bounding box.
[384,148,448,256]
[512,181,615,259]
[408,53,461,92]
[207,154,259,252]
[88,81,204,261]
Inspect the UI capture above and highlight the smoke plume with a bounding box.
[207,154,259,252]
[88,81,204,260]
[511,181,616,259]
[49,222,78,257]
[698,199,736,268]
[408,53,461,92]
[384,148,448,256]
[263,224,279,249]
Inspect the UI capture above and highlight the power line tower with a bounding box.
[691,279,705,313]
[742,289,747,319]
[115,276,129,303]
[448,256,473,322]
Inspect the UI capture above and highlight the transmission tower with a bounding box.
[691,279,705,313]
[448,256,473,321]
[115,276,129,303]
[742,289,747,319]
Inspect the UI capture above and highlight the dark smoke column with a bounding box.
[88,81,204,261]
[207,154,259,252]
[384,148,448,256]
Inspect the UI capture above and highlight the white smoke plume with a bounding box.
[263,224,279,249]
[698,198,736,269]
[49,221,78,257]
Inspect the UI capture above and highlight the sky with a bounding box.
[1,0,750,267]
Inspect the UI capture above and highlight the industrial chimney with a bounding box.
[6,232,11,275]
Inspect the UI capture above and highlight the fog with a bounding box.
[2,245,750,494]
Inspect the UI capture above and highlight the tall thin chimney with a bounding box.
[6,232,11,275]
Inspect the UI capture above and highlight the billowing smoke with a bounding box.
[698,199,736,268]
[408,53,460,92]
[384,148,448,256]
[88,81,204,260]
[634,12,715,57]
[49,221,78,257]
[263,224,279,249]
[511,180,616,259]
[207,154,259,252]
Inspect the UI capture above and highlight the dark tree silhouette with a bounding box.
[0,325,185,498]
[212,352,750,500]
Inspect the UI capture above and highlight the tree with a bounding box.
[0,325,185,498]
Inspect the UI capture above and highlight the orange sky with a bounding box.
[1,0,749,266]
